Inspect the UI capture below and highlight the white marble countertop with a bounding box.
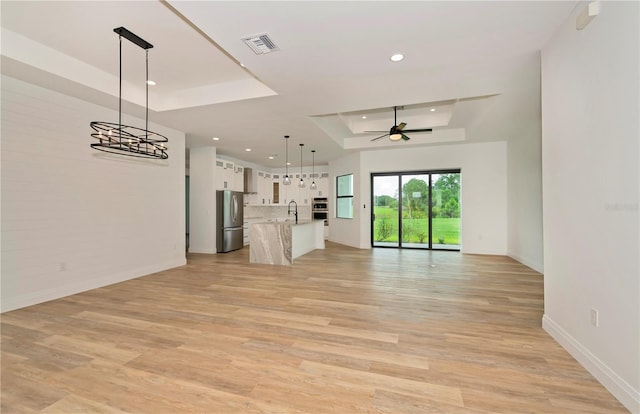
[248,219,323,226]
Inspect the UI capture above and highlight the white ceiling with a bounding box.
[1,1,577,167]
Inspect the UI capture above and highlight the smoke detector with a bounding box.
[242,33,280,55]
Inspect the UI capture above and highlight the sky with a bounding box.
[373,174,430,197]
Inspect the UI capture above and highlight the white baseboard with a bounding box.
[507,251,544,273]
[543,315,640,413]
[1,258,187,313]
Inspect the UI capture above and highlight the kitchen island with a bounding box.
[249,219,324,265]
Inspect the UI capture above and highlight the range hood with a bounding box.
[244,167,257,194]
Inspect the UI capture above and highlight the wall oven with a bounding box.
[313,211,328,220]
[312,197,328,225]
[312,201,328,210]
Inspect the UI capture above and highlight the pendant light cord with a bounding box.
[299,143,305,187]
[146,50,149,142]
[118,36,122,143]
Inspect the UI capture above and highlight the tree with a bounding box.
[432,174,460,218]
[442,197,460,218]
[374,194,395,207]
[402,178,428,219]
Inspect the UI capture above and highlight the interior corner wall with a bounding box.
[541,2,639,411]
[328,152,362,248]
[506,110,544,273]
[1,75,187,312]
[188,147,217,254]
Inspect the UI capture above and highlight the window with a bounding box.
[336,174,354,219]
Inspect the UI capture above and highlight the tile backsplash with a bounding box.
[245,205,312,220]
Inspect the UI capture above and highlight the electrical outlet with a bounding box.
[590,308,599,327]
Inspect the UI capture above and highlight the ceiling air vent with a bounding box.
[242,33,280,55]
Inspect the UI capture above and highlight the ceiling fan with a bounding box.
[368,106,433,142]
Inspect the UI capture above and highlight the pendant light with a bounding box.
[310,150,317,190]
[283,135,291,185]
[298,143,305,188]
[90,27,168,159]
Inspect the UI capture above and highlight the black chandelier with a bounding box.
[90,27,168,159]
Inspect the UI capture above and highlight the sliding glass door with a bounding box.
[372,170,460,250]
[372,175,400,247]
[400,174,430,248]
[431,172,461,248]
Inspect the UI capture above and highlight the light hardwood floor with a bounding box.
[1,242,628,413]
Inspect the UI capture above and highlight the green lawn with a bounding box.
[373,206,460,245]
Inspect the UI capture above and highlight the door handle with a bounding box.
[232,195,237,222]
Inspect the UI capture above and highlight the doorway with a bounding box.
[371,170,461,250]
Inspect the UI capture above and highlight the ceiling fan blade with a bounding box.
[397,122,407,131]
[370,133,390,141]
[402,128,433,133]
[401,134,410,141]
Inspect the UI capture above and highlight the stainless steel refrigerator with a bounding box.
[216,190,243,253]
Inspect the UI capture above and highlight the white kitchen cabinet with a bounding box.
[256,171,266,204]
[306,171,329,198]
[263,172,272,203]
[283,175,306,206]
[316,172,330,197]
[282,173,313,205]
[243,220,249,246]
[256,171,273,204]
[224,161,235,189]
[279,176,292,205]
[272,174,281,204]
[215,160,225,190]
[308,173,319,198]
[246,171,327,206]
[299,173,311,205]
[287,174,302,205]
[215,159,235,190]
[233,165,244,192]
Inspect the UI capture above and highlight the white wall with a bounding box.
[1,75,186,312]
[328,142,508,254]
[507,132,543,272]
[506,58,544,273]
[188,147,217,254]
[541,2,639,411]
[328,152,362,248]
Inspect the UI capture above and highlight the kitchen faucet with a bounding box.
[287,200,298,224]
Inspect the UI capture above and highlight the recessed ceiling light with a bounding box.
[212,137,220,141]
[268,156,274,160]
[361,116,367,119]
[146,80,156,86]
[245,148,252,152]
[287,162,291,166]
[430,108,436,112]
[390,53,404,62]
